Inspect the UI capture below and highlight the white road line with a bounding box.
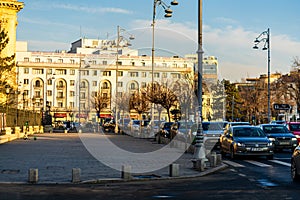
[223,160,245,168]
[274,157,291,160]
[269,160,291,167]
[245,160,272,167]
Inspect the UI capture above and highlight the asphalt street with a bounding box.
[0,132,219,183]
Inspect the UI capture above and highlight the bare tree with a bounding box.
[143,82,178,122]
[129,90,151,120]
[173,72,195,121]
[91,90,110,121]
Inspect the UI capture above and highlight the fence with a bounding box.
[0,105,42,132]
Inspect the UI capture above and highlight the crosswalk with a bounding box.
[223,158,291,168]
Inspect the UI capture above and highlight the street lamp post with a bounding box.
[5,86,10,128]
[115,26,134,134]
[151,0,178,123]
[253,28,271,123]
[78,54,90,128]
[192,0,207,169]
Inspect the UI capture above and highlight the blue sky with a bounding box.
[16,0,300,81]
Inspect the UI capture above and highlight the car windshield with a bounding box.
[202,122,224,131]
[289,124,300,131]
[262,125,289,133]
[233,127,265,137]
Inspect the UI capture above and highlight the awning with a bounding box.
[54,113,67,118]
[100,114,112,118]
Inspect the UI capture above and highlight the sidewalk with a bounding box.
[0,133,226,184]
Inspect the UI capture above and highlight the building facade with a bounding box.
[16,40,195,123]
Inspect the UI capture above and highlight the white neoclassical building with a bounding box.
[15,38,195,123]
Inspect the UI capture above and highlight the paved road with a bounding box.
[0,132,211,183]
[1,168,300,200]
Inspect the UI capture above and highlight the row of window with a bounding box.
[26,68,181,78]
[24,57,188,68]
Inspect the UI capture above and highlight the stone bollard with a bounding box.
[72,168,81,183]
[192,159,206,172]
[216,154,222,166]
[121,165,132,180]
[169,163,180,177]
[15,127,21,138]
[28,168,38,183]
[209,152,217,167]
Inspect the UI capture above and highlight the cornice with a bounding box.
[0,1,24,12]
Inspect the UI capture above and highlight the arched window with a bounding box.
[35,80,41,87]
[80,81,86,88]
[102,82,109,89]
[130,83,136,90]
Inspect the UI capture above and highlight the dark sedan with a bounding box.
[220,125,274,159]
[291,144,300,181]
[156,122,174,143]
[258,124,298,151]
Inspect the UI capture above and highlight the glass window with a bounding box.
[24,68,29,74]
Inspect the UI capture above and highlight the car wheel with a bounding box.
[230,146,235,159]
[291,159,300,181]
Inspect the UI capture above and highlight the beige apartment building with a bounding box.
[15,39,195,123]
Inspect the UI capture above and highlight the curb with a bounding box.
[0,164,228,185]
[81,163,229,184]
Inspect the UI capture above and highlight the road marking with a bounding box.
[245,160,272,167]
[223,160,245,168]
[269,160,291,167]
[274,157,291,160]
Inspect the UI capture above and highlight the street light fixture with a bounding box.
[253,28,271,123]
[151,0,178,123]
[115,25,135,134]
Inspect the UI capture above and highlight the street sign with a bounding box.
[273,104,291,110]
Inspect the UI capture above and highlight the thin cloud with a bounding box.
[53,4,132,15]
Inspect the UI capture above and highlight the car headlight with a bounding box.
[295,135,300,138]
[269,138,275,142]
[267,142,273,147]
[292,138,298,141]
[237,142,245,147]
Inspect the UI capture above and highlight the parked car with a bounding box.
[103,120,116,133]
[141,120,150,135]
[258,124,298,151]
[223,122,251,135]
[220,125,274,159]
[285,122,300,143]
[291,144,300,181]
[271,120,286,125]
[146,120,164,137]
[117,118,130,134]
[202,121,228,150]
[156,122,174,143]
[127,120,141,136]
[170,121,194,142]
